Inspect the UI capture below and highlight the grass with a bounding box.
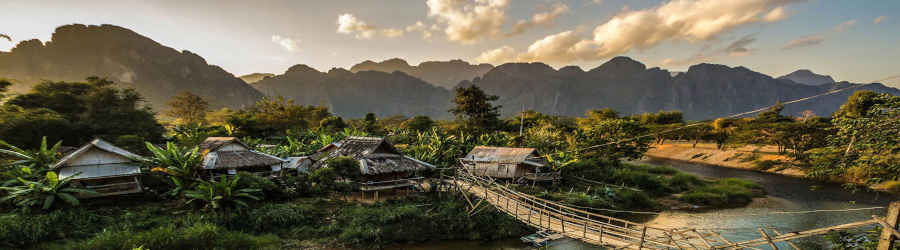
[681,179,765,207]
[42,223,282,250]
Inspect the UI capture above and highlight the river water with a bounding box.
[394,158,898,249]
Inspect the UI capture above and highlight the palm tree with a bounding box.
[184,175,260,211]
[0,172,96,212]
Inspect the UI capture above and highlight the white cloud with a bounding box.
[508,2,571,36]
[474,45,515,64]
[406,21,434,40]
[381,28,405,37]
[874,16,887,24]
[591,0,603,4]
[782,19,856,49]
[271,35,300,51]
[513,0,803,64]
[337,14,378,39]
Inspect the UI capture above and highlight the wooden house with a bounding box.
[198,137,287,178]
[284,156,313,173]
[51,139,144,198]
[460,146,560,182]
[311,137,435,195]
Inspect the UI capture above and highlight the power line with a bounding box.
[536,74,900,159]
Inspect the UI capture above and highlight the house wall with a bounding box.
[218,142,249,152]
[467,163,531,178]
[67,148,133,166]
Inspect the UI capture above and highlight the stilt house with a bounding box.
[460,146,560,181]
[51,139,144,198]
[198,137,287,178]
[311,136,435,191]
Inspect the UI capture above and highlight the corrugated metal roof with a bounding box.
[58,163,141,180]
[198,137,251,151]
[52,139,143,170]
[312,137,435,174]
[462,146,541,164]
[200,150,286,169]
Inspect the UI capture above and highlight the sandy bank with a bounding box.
[644,144,806,178]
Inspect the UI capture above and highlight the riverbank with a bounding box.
[644,143,806,178]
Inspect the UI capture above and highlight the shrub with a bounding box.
[668,172,705,192]
[45,223,281,250]
[235,172,285,201]
[681,178,765,207]
[0,209,116,248]
[613,189,661,211]
[753,160,779,171]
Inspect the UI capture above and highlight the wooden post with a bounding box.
[759,228,779,250]
[638,227,647,250]
[361,191,365,199]
[374,190,379,201]
[878,202,900,250]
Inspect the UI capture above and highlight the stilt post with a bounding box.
[877,202,900,250]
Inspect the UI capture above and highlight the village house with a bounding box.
[198,137,287,178]
[311,136,435,200]
[51,139,144,198]
[460,146,560,183]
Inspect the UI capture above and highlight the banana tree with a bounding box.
[184,175,260,211]
[0,172,96,211]
[0,137,62,184]
[143,142,206,197]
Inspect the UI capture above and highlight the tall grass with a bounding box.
[681,178,765,207]
[43,223,282,250]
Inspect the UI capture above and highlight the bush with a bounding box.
[0,209,116,248]
[681,178,765,207]
[235,172,289,201]
[139,170,174,195]
[753,160,779,171]
[668,172,705,192]
[613,189,662,210]
[45,223,281,250]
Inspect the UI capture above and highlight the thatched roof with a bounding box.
[462,146,547,167]
[198,137,251,151]
[200,150,286,170]
[51,139,143,170]
[312,136,434,175]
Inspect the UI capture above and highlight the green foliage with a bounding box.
[230,95,332,137]
[184,175,261,211]
[1,172,96,212]
[0,76,164,149]
[577,108,620,129]
[0,209,116,248]
[639,110,684,125]
[324,157,362,182]
[449,85,501,134]
[320,116,348,133]
[403,115,435,132]
[143,142,205,197]
[234,172,290,201]
[164,91,210,126]
[681,178,765,207]
[0,137,61,184]
[570,119,651,163]
[48,223,281,250]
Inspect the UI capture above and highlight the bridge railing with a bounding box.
[455,171,699,249]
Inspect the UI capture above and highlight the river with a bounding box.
[393,157,898,249]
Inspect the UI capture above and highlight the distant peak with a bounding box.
[380,58,411,67]
[285,64,321,75]
[777,69,835,86]
[590,56,647,73]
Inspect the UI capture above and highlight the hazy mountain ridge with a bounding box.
[349,58,493,89]
[239,73,276,84]
[251,64,454,118]
[777,69,836,86]
[0,24,264,110]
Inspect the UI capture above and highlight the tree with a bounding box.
[577,108,620,129]
[360,113,385,135]
[403,115,435,132]
[143,142,206,197]
[321,157,362,201]
[449,85,501,134]
[0,76,164,148]
[234,96,333,137]
[164,91,210,126]
[320,116,348,133]
[570,119,650,164]
[1,172,96,212]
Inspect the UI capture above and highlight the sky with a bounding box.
[1,0,898,86]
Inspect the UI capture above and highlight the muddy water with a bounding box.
[395,158,898,249]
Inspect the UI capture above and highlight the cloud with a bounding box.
[406,21,434,40]
[659,57,677,65]
[513,0,803,65]
[874,16,887,24]
[591,0,603,4]
[724,34,757,56]
[782,19,856,50]
[426,0,569,44]
[508,2,570,36]
[426,0,511,44]
[271,35,300,51]
[381,28,404,37]
[337,14,377,39]
[474,45,515,64]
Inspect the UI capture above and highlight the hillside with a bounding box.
[777,69,836,86]
[251,65,453,118]
[240,73,276,84]
[349,58,493,89]
[0,24,264,109]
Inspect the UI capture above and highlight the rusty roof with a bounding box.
[311,136,434,174]
[462,146,541,164]
[198,137,251,151]
[200,150,285,170]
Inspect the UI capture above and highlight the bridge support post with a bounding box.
[877,202,900,250]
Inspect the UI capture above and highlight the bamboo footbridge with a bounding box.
[447,171,900,250]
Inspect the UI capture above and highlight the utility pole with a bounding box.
[519,105,525,136]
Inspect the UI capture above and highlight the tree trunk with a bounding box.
[845,135,856,156]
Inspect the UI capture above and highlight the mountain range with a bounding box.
[2,24,898,120]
